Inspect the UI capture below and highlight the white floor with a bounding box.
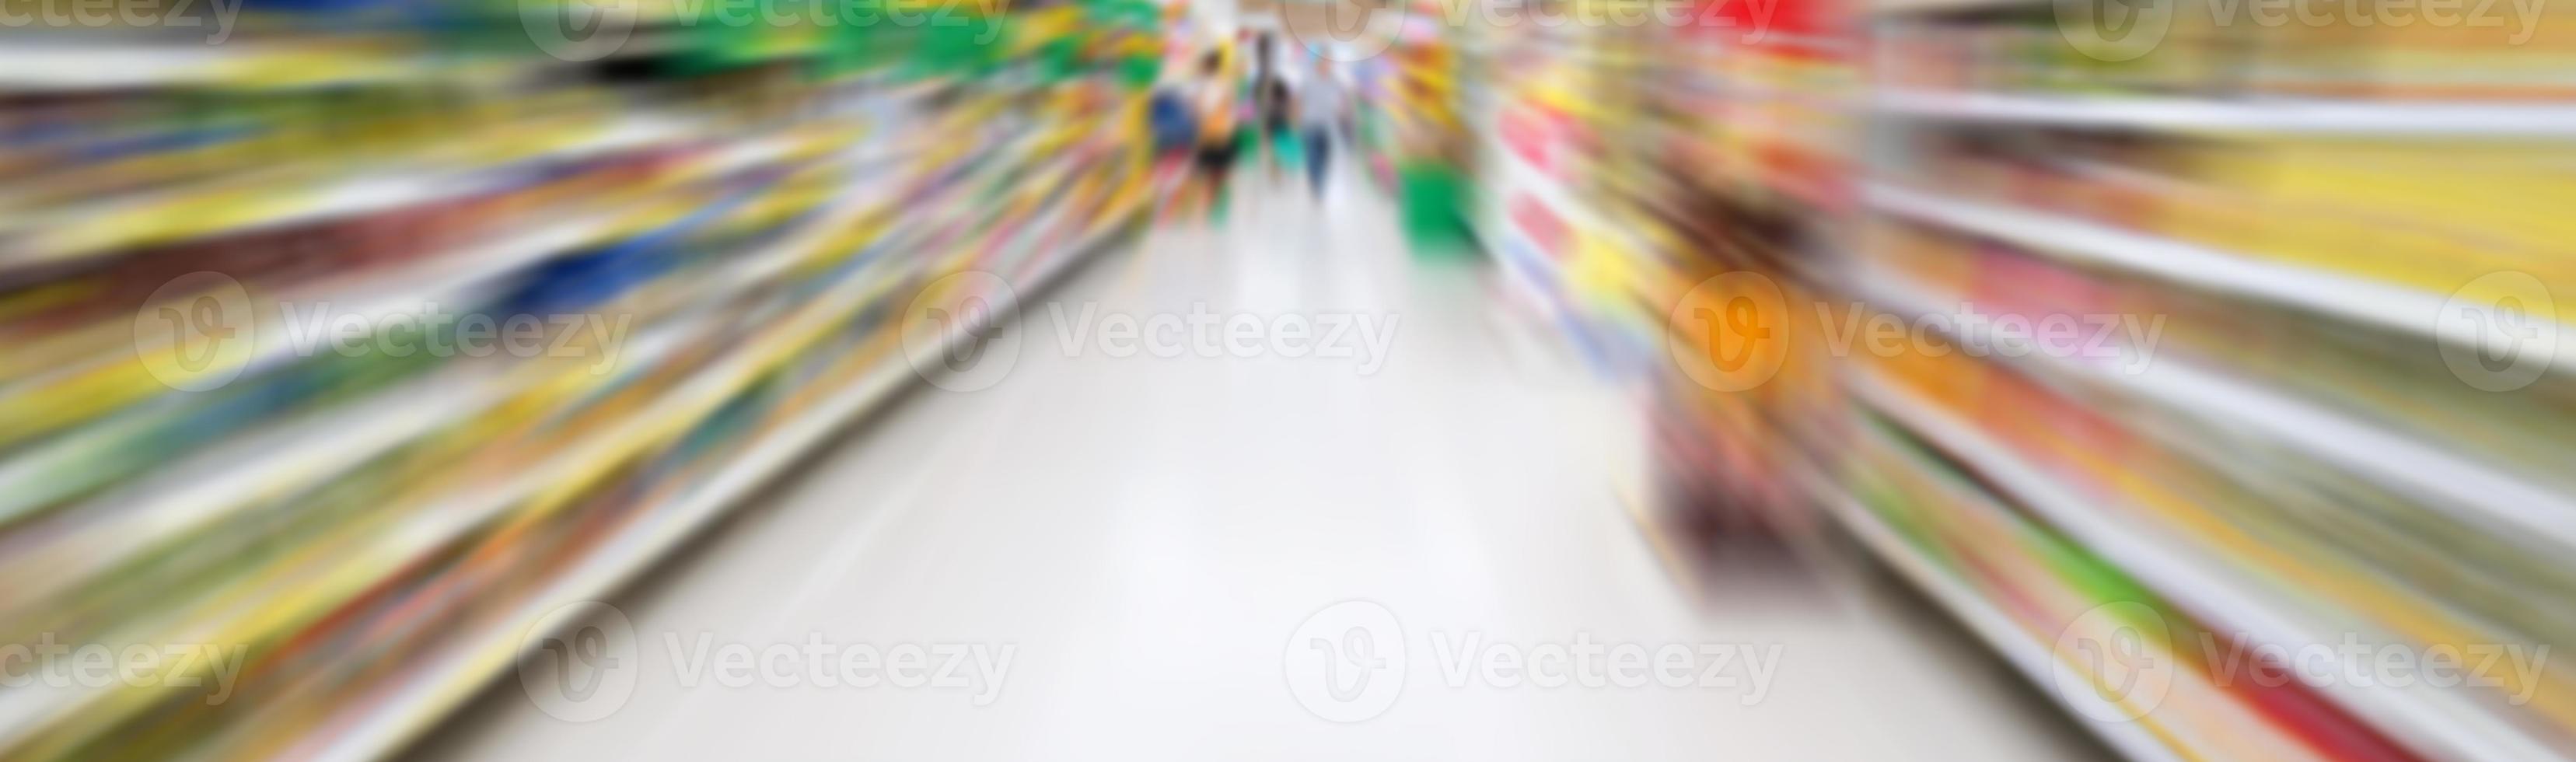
[416,163,2109,760]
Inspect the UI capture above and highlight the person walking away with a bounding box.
[1250,34,1295,180]
[1146,76,1197,180]
[1298,57,1348,200]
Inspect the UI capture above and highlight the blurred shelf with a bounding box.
[286,197,1145,762]
[1871,0,2043,12]
[1863,182,2576,374]
[0,361,516,604]
[0,142,944,753]
[0,115,711,269]
[0,131,841,500]
[1849,368,2559,762]
[1850,267,2576,564]
[0,10,1172,751]
[0,41,522,94]
[1873,91,2576,138]
[1821,487,2190,762]
[1483,133,1657,257]
[2,111,1138,753]
[0,272,751,753]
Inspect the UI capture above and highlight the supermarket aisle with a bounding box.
[421,166,2105,760]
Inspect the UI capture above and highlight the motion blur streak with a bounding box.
[0,0,2569,759]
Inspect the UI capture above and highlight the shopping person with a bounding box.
[1250,33,1295,181]
[1297,57,1348,200]
[1188,49,1239,218]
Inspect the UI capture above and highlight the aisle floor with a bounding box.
[420,163,2109,760]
